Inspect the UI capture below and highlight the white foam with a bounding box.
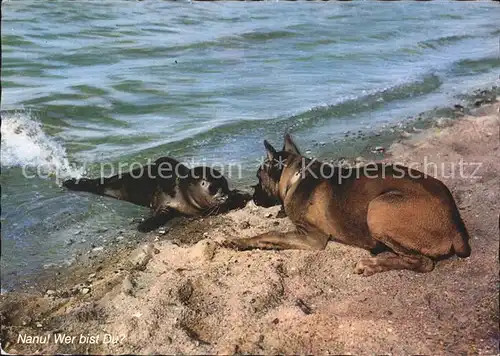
[1,110,85,183]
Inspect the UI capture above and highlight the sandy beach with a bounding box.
[1,99,499,355]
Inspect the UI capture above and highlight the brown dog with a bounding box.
[224,134,471,276]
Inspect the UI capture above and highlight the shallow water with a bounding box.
[1,0,499,289]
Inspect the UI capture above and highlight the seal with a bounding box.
[224,134,471,276]
[63,156,250,232]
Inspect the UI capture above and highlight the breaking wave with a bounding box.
[1,110,85,183]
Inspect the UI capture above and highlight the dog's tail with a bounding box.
[63,177,103,194]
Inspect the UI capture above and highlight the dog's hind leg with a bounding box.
[354,250,434,277]
[222,229,329,251]
[354,192,444,276]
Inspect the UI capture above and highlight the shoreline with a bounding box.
[1,98,499,354]
[2,87,499,293]
[3,86,498,293]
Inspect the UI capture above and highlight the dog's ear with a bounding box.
[283,133,300,155]
[264,140,277,161]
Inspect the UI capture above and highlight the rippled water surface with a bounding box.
[1,0,499,289]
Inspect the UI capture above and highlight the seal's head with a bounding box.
[183,166,230,211]
[252,133,301,207]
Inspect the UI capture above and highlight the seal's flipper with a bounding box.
[63,169,155,207]
[137,209,175,233]
[63,176,124,200]
[63,178,102,194]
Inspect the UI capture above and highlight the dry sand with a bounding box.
[1,101,499,355]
